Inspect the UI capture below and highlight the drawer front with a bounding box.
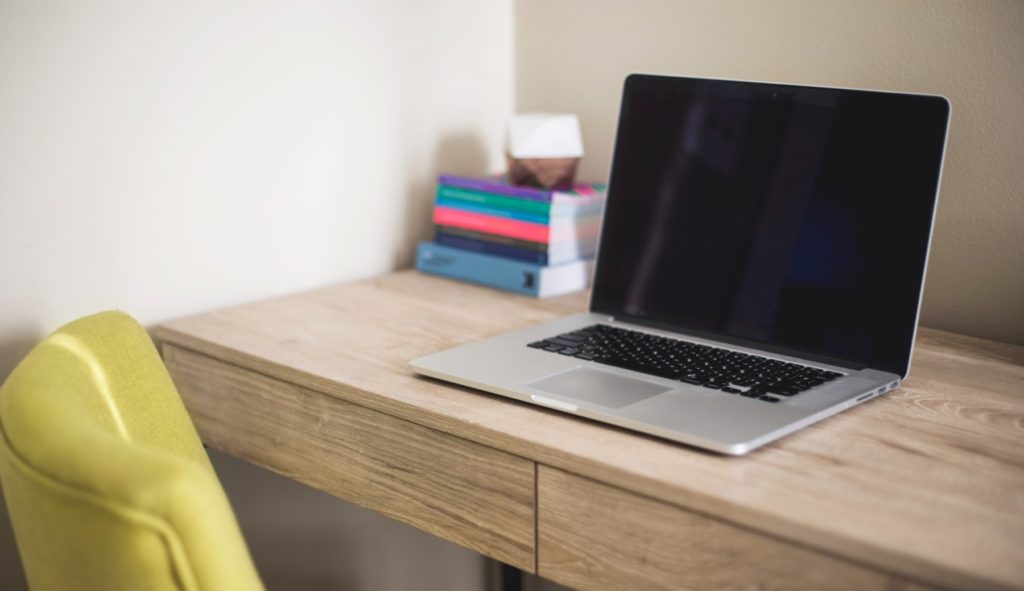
[538,466,888,591]
[164,345,535,571]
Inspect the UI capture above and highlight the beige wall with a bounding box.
[516,0,1024,345]
[0,0,513,379]
[0,0,513,588]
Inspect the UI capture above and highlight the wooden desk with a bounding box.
[157,271,1024,591]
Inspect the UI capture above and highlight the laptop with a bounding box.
[410,74,950,455]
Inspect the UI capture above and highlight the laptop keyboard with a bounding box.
[527,324,844,403]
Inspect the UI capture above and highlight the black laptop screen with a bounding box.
[591,75,949,377]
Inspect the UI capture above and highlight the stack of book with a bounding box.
[416,174,606,297]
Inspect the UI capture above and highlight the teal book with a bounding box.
[436,185,605,220]
[435,196,549,224]
[416,241,592,298]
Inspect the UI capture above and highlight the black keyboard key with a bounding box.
[548,338,582,347]
[760,396,781,403]
[597,357,679,379]
[526,324,833,398]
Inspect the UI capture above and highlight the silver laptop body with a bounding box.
[411,75,950,455]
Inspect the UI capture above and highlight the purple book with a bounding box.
[438,174,605,204]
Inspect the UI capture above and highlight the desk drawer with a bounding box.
[163,345,535,571]
[538,466,889,591]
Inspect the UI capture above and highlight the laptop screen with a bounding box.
[591,75,949,377]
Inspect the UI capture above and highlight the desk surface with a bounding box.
[158,270,1024,591]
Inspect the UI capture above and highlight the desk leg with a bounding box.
[486,559,523,591]
[488,559,570,591]
[500,563,523,591]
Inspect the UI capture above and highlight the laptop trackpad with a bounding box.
[526,367,671,409]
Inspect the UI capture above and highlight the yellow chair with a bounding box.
[0,311,264,591]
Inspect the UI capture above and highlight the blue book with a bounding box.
[416,241,592,298]
[435,233,549,265]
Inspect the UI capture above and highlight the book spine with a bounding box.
[434,233,549,265]
[434,206,550,243]
[436,197,549,225]
[438,185,603,220]
[416,241,541,296]
[438,174,553,202]
[436,225,548,253]
[436,186,552,215]
[435,226,596,265]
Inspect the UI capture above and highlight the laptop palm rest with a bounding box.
[526,367,671,409]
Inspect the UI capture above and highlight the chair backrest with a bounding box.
[0,311,264,591]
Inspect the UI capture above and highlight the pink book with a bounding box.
[434,206,550,243]
[434,206,603,244]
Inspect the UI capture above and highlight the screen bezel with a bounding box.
[588,74,951,378]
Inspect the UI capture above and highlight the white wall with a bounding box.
[0,0,513,588]
[516,0,1024,345]
[0,0,513,376]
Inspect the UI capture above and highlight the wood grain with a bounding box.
[157,270,1024,591]
[163,344,536,571]
[538,466,889,591]
[888,580,945,591]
